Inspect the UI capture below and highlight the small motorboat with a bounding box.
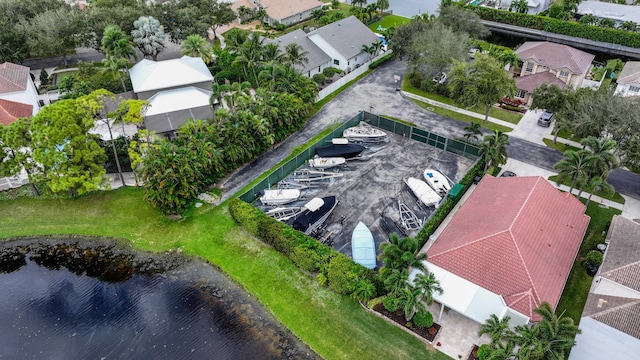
[343,122,388,143]
[423,168,451,197]
[315,139,365,159]
[266,206,302,222]
[259,189,301,206]
[404,177,442,208]
[290,196,337,235]
[308,156,346,169]
[351,221,377,269]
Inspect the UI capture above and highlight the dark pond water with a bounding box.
[0,238,317,360]
[367,0,441,18]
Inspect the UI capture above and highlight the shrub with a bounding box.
[369,53,394,70]
[312,73,326,84]
[367,295,385,310]
[477,344,491,360]
[317,272,327,286]
[327,254,360,295]
[290,246,322,272]
[257,217,296,255]
[228,198,264,236]
[383,295,400,312]
[413,310,434,329]
[323,67,341,77]
[584,250,604,268]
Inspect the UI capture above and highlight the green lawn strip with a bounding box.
[547,175,626,204]
[542,138,581,152]
[411,99,512,133]
[402,81,522,124]
[0,189,450,360]
[556,128,582,143]
[367,14,411,32]
[556,202,621,323]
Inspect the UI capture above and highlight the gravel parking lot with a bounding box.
[255,130,475,268]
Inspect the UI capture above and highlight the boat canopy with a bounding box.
[304,197,324,211]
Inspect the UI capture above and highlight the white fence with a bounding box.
[316,51,391,102]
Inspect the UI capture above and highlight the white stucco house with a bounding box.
[615,61,640,97]
[129,56,214,136]
[269,16,381,76]
[0,62,40,126]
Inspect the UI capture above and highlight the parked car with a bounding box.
[537,110,553,127]
[432,72,447,84]
[500,171,516,177]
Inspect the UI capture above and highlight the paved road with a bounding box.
[222,59,640,201]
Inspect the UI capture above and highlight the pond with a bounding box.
[367,0,441,18]
[0,238,317,360]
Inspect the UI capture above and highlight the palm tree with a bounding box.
[397,284,426,321]
[101,56,131,92]
[352,278,376,302]
[378,234,427,275]
[463,122,482,143]
[478,314,512,344]
[361,43,376,62]
[524,302,580,360]
[413,272,443,305]
[210,82,229,110]
[383,268,409,296]
[584,175,615,208]
[580,136,620,177]
[181,34,213,64]
[479,130,510,171]
[225,28,248,52]
[101,25,137,61]
[553,150,597,194]
[284,43,309,70]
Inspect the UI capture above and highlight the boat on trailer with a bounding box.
[399,201,422,231]
[259,189,301,206]
[266,206,302,222]
[423,168,451,197]
[404,177,442,207]
[343,122,388,143]
[290,196,338,235]
[308,156,346,169]
[379,215,406,239]
[315,139,365,159]
[351,221,377,269]
[293,169,344,182]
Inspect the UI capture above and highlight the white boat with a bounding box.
[343,122,388,143]
[308,156,346,169]
[290,196,338,235]
[404,177,442,207]
[423,168,451,197]
[351,221,377,269]
[266,206,302,222]
[259,189,301,206]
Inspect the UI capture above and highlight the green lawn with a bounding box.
[556,201,621,323]
[368,14,411,32]
[542,138,581,153]
[411,99,513,133]
[402,81,523,124]
[547,175,626,204]
[0,189,450,360]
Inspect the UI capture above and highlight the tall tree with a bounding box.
[479,130,510,171]
[0,118,41,196]
[553,150,596,194]
[509,0,529,14]
[437,5,489,38]
[101,24,137,61]
[413,272,443,305]
[181,34,213,64]
[530,84,574,143]
[407,21,470,79]
[584,175,615,208]
[30,99,107,196]
[284,43,310,70]
[463,122,482,143]
[580,136,620,177]
[132,16,165,61]
[448,53,517,123]
[378,234,427,276]
[209,1,236,38]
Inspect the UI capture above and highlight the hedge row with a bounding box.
[228,198,381,296]
[415,159,486,247]
[471,6,640,49]
[369,52,394,70]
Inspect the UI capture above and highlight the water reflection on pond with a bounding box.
[0,239,317,360]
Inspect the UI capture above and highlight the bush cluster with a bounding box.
[228,198,380,296]
[584,250,604,269]
[369,53,394,70]
[471,6,640,49]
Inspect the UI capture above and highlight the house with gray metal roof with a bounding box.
[577,1,640,28]
[569,215,640,360]
[266,29,331,77]
[615,61,640,97]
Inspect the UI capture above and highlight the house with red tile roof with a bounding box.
[569,215,640,360]
[420,176,590,325]
[0,62,40,125]
[514,42,595,106]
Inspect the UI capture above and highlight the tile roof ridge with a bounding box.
[429,229,511,258]
[602,259,640,276]
[0,64,26,91]
[590,298,640,318]
[506,289,535,318]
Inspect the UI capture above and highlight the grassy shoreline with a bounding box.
[0,188,450,360]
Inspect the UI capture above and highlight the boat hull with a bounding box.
[259,189,301,206]
[315,144,365,159]
[351,221,377,269]
[423,169,451,197]
[404,177,441,207]
[308,157,346,169]
[343,123,388,143]
[291,196,337,235]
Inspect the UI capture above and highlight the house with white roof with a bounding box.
[269,16,381,75]
[615,61,640,97]
[0,62,40,126]
[577,1,640,28]
[129,56,214,136]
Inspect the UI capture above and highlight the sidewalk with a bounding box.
[401,91,516,130]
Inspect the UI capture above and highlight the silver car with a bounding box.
[537,110,553,127]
